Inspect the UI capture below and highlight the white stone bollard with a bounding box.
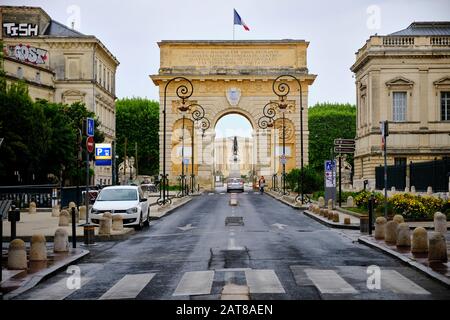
[7,239,28,270]
[396,223,411,247]
[318,197,325,208]
[112,215,124,231]
[68,201,76,209]
[410,186,416,194]
[427,186,433,195]
[29,201,36,214]
[79,205,87,220]
[58,209,70,226]
[391,186,396,193]
[434,212,447,235]
[393,214,405,224]
[99,212,112,235]
[30,234,47,261]
[374,217,387,240]
[54,228,69,253]
[327,199,333,210]
[346,196,354,207]
[404,187,410,193]
[428,232,448,262]
[51,204,60,217]
[411,227,428,253]
[385,221,399,244]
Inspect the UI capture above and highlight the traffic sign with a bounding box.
[86,136,95,153]
[280,155,287,164]
[86,118,94,137]
[183,158,189,165]
[95,143,112,166]
[334,146,355,153]
[334,138,355,146]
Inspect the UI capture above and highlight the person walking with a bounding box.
[259,176,266,194]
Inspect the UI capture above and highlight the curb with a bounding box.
[265,192,302,210]
[358,236,450,288]
[3,248,90,300]
[303,210,359,230]
[149,197,193,220]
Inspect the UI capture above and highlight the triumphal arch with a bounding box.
[151,40,316,190]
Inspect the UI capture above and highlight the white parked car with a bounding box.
[90,186,150,230]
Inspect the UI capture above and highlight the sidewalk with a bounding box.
[359,234,450,288]
[149,196,193,220]
[1,211,134,242]
[1,247,89,298]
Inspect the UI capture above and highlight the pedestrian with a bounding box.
[259,176,266,194]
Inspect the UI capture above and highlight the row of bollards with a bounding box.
[374,212,447,263]
[308,204,351,225]
[7,229,70,270]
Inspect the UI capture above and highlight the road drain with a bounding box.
[225,216,244,226]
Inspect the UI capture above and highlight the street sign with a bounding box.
[334,138,355,146]
[334,146,355,153]
[324,160,336,188]
[95,143,112,166]
[183,158,189,165]
[86,136,95,153]
[86,118,94,137]
[280,155,287,164]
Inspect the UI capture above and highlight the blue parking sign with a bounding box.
[86,118,94,137]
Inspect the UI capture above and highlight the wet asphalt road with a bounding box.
[15,191,450,300]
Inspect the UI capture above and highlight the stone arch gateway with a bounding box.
[151,40,316,190]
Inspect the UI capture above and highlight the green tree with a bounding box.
[116,98,159,176]
[286,166,322,193]
[308,102,356,174]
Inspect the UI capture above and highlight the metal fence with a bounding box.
[375,164,407,190]
[375,157,450,192]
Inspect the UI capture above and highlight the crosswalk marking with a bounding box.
[99,273,155,300]
[26,277,92,300]
[173,271,214,296]
[245,270,285,294]
[304,269,358,294]
[381,270,430,295]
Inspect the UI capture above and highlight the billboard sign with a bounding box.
[95,143,112,166]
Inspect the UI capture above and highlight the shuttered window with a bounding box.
[393,92,406,122]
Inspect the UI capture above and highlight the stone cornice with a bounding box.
[4,56,55,75]
[5,74,55,90]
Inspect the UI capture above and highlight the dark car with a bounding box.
[226,178,244,192]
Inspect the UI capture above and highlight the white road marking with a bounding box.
[271,223,288,230]
[220,192,225,195]
[208,193,214,195]
[173,271,214,296]
[215,268,251,272]
[229,231,235,236]
[243,192,248,194]
[177,223,196,231]
[26,276,92,300]
[305,269,358,294]
[99,273,155,300]
[227,237,244,250]
[381,270,430,295]
[245,270,285,294]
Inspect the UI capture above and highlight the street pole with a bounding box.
[76,129,81,212]
[112,140,116,185]
[339,154,342,207]
[282,112,286,195]
[191,123,194,193]
[124,137,127,184]
[135,141,138,179]
[181,114,185,197]
[383,121,388,219]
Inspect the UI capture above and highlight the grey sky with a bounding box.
[4,0,450,107]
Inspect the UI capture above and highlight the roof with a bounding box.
[44,19,88,37]
[158,39,308,46]
[389,22,450,36]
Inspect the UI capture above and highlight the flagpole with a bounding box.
[233,9,235,40]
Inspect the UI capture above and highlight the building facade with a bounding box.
[1,6,119,185]
[151,40,316,189]
[351,22,450,189]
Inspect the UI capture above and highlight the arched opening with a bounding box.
[214,113,255,188]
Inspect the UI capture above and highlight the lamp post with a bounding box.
[272,75,304,203]
[177,100,208,197]
[158,77,193,205]
[257,109,276,191]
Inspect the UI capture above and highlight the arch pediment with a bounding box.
[433,76,450,87]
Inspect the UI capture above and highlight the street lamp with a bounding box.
[177,100,208,197]
[272,75,304,204]
[257,106,278,192]
[158,77,193,206]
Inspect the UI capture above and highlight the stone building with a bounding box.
[351,22,450,189]
[151,40,316,189]
[214,136,255,180]
[1,6,119,185]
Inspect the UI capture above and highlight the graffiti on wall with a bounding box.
[3,23,39,37]
[5,44,48,65]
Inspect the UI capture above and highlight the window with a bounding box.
[394,157,407,166]
[17,66,23,79]
[393,92,407,122]
[441,91,450,121]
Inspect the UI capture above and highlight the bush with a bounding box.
[354,191,384,210]
[389,193,427,220]
[285,166,322,194]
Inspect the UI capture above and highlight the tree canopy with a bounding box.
[115,97,159,176]
[308,102,356,173]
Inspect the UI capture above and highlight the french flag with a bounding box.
[234,9,250,31]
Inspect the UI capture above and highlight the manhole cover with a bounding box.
[225,216,244,226]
